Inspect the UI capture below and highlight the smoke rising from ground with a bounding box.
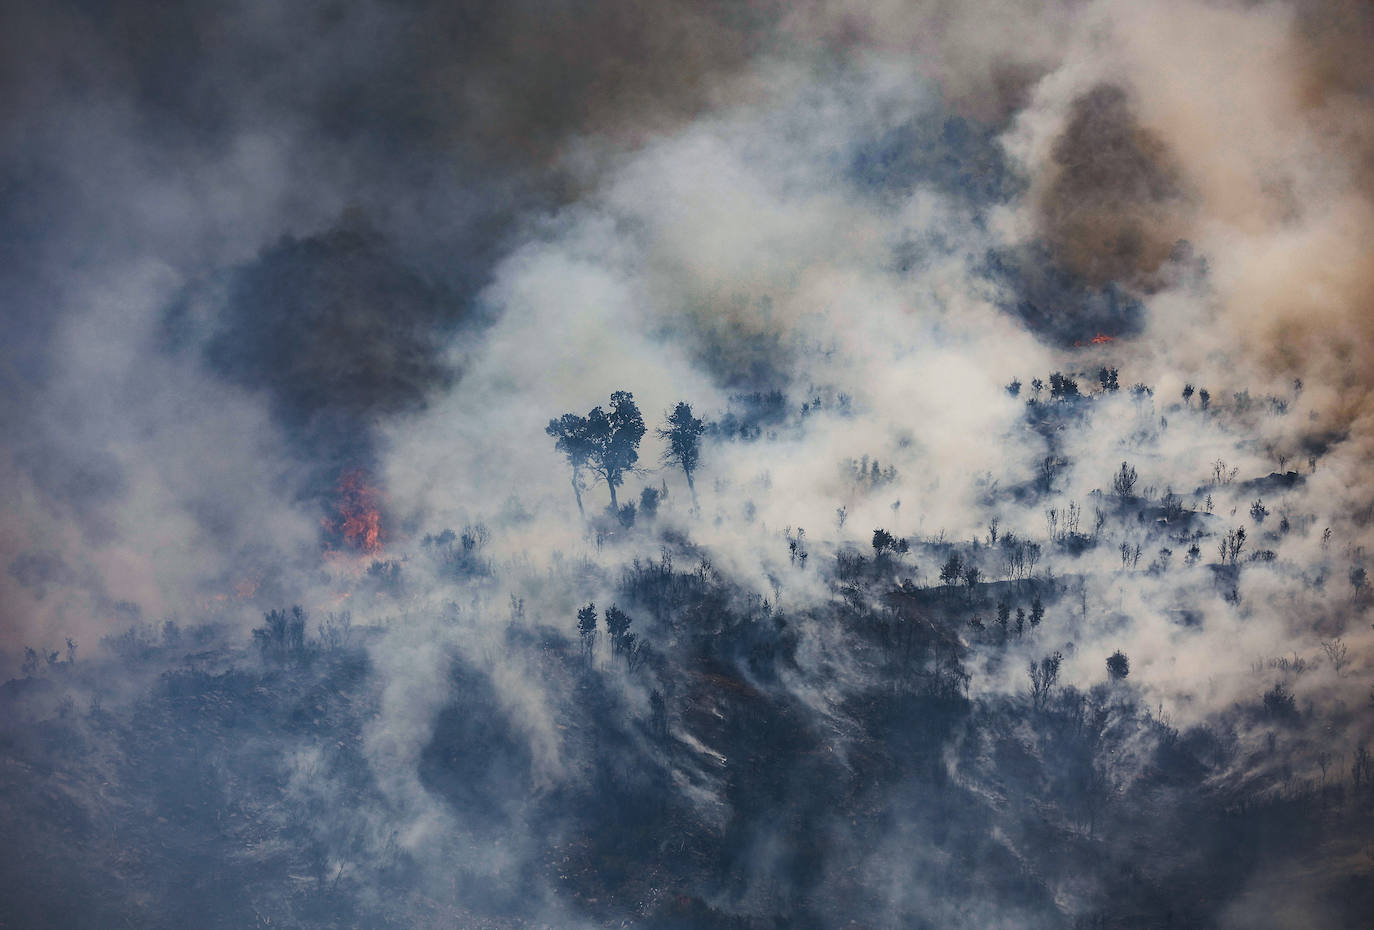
[2,1,1374,927]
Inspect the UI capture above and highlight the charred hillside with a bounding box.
[5,377,1373,929]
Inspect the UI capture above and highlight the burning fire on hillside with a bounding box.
[323,468,386,554]
[1073,333,1117,347]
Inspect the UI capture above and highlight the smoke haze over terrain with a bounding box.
[4,0,1374,641]
[3,1,1374,927]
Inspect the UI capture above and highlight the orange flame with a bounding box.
[1071,333,1117,347]
[328,469,385,553]
[200,576,260,611]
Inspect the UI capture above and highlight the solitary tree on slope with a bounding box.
[658,401,705,510]
[548,391,646,513]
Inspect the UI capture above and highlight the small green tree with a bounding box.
[939,553,963,586]
[1112,461,1138,499]
[546,413,596,516]
[576,603,598,662]
[873,528,907,557]
[1263,682,1297,719]
[1219,527,1247,565]
[1321,638,1350,677]
[1029,651,1063,709]
[591,393,645,511]
[604,604,633,655]
[658,401,705,509]
[253,606,308,664]
[1106,650,1130,680]
[1350,565,1368,597]
[1049,372,1079,399]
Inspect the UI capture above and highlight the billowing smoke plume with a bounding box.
[3,1,1374,928]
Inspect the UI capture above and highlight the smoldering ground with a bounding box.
[3,1,1374,928]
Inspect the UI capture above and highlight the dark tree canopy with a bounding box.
[548,390,646,513]
[253,606,307,664]
[604,604,634,655]
[873,528,896,554]
[577,603,598,638]
[1112,461,1138,498]
[1107,650,1130,680]
[872,528,908,557]
[1029,651,1063,709]
[658,401,705,507]
[587,391,646,511]
[547,413,597,516]
[1049,371,1079,399]
[939,553,963,586]
[576,602,598,663]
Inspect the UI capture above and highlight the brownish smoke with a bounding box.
[414,0,775,168]
[1002,0,1374,484]
[1036,83,1190,292]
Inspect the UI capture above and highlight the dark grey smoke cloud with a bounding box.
[982,242,1150,345]
[166,219,463,470]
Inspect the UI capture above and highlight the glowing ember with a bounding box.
[327,469,385,553]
